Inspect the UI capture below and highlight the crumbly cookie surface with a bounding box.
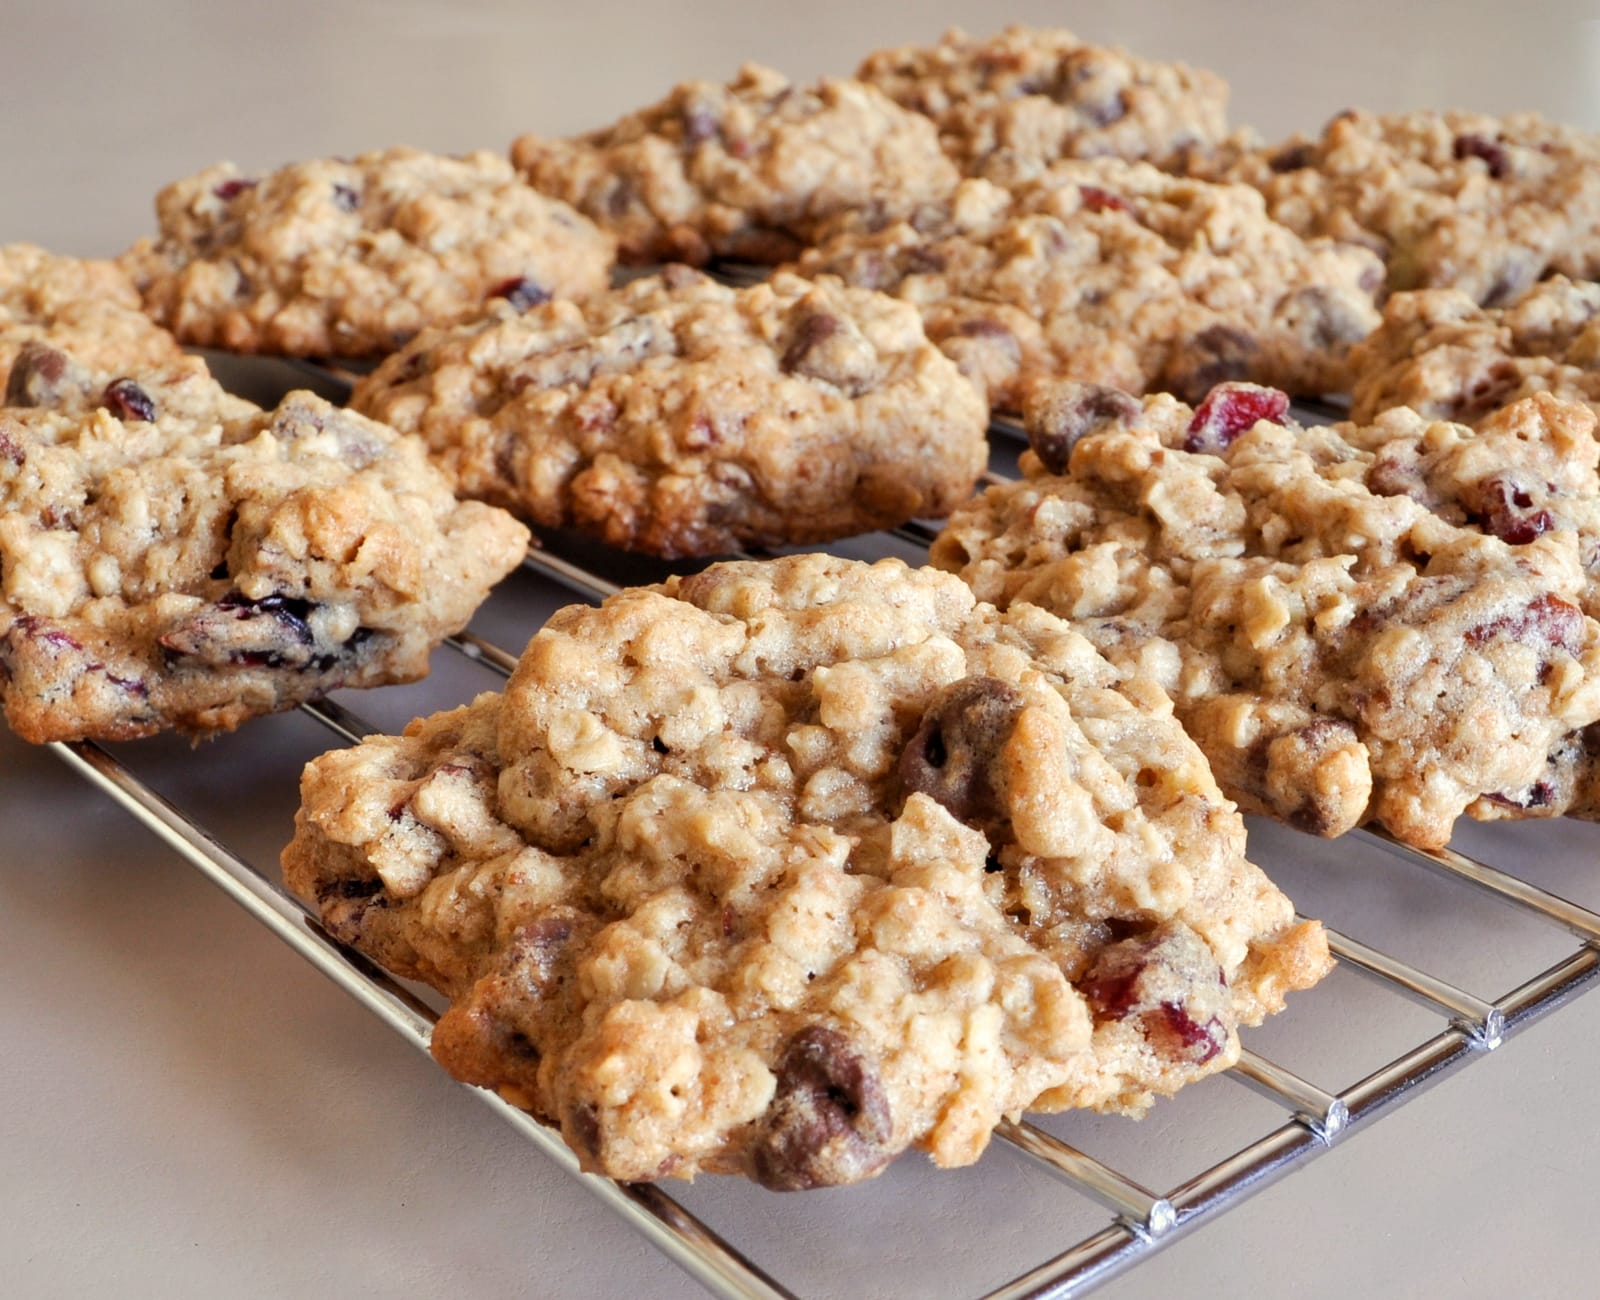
[857,24,1230,181]
[1211,110,1600,306]
[283,554,1330,1187]
[933,382,1600,848]
[0,363,529,742]
[510,63,961,266]
[1,244,184,389]
[791,164,1382,410]
[1349,278,1600,424]
[350,267,988,558]
[121,147,616,360]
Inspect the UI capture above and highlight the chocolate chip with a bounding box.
[752,1027,892,1191]
[780,312,841,375]
[1025,382,1140,475]
[1269,142,1316,173]
[1167,325,1258,403]
[5,341,78,410]
[899,676,1024,833]
[332,183,360,212]
[1280,286,1373,349]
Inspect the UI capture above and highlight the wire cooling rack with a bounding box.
[43,386,1600,1298]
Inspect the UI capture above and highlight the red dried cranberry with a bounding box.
[1453,134,1510,179]
[1465,593,1586,658]
[1183,382,1290,454]
[212,178,258,200]
[1471,477,1555,545]
[490,277,552,311]
[1079,185,1130,214]
[1156,1002,1227,1064]
[103,378,157,423]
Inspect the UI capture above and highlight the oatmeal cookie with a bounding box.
[350,267,988,558]
[121,147,615,360]
[1212,110,1600,306]
[1349,277,1600,424]
[283,554,1331,1186]
[857,25,1230,182]
[1,244,184,393]
[791,164,1382,411]
[510,63,960,266]
[933,381,1600,848]
[0,362,529,742]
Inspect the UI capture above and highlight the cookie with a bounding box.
[121,147,616,360]
[857,24,1230,182]
[0,359,529,742]
[1349,277,1600,424]
[282,554,1331,1186]
[2,243,184,392]
[510,63,960,266]
[349,267,989,558]
[932,380,1600,849]
[792,164,1382,411]
[1209,110,1600,306]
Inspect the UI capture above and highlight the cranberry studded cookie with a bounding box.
[1348,277,1600,425]
[1213,110,1600,306]
[121,147,616,360]
[933,380,1600,849]
[2,244,185,392]
[283,554,1330,1187]
[792,165,1382,410]
[510,63,960,266]
[857,24,1230,182]
[350,267,988,558]
[0,350,529,742]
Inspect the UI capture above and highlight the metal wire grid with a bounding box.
[41,407,1600,1299]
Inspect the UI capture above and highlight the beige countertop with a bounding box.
[6,3,1600,1297]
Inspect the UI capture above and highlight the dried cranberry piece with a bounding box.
[1453,134,1510,179]
[1485,781,1557,810]
[490,277,552,311]
[1183,381,1290,454]
[9,615,84,653]
[104,378,157,423]
[1155,1002,1228,1064]
[780,312,841,375]
[1470,477,1555,545]
[0,426,23,467]
[1081,922,1232,1066]
[212,177,258,200]
[752,1027,893,1190]
[1079,185,1130,214]
[1465,593,1586,658]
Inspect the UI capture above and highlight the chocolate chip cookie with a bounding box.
[350,267,989,558]
[1349,277,1600,425]
[0,359,529,742]
[122,147,616,360]
[510,63,961,266]
[282,553,1331,1186]
[790,164,1382,411]
[1209,110,1600,306]
[933,380,1600,848]
[857,24,1230,182]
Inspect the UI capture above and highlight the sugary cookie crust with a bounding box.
[932,382,1600,848]
[283,554,1330,1187]
[1349,277,1600,424]
[0,368,529,742]
[857,24,1230,182]
[510,63,961,266]
[350,267,989,557]
[791,163,1382,411]
[121,147,616,360]
[1213,110,1600,306]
